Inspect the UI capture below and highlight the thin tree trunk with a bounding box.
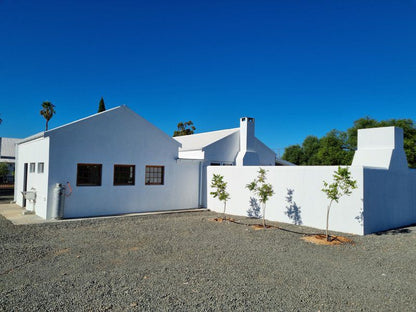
[45,120,49,131]
[326,200,333,241]
[223,201,226,221]
[262,203,266,228]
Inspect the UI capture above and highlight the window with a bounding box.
[38,162,44,173]
[77,164,102,186]
[145,166,164,185]
[29,163,35,173]
[114,165,135,185]
[210,162,221,166]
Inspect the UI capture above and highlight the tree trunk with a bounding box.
[262,203,266,228]
[45,120,49,131]
[326,200,333,241]
[223,201,226,221]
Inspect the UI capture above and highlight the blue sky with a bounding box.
[1,0,415,154]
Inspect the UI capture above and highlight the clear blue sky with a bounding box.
[1,0,415,154]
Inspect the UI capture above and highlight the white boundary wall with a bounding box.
[207,165,416,235]
[207,166,365,235]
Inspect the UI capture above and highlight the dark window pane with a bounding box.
[77,164,102,186]
[114,165,135,185]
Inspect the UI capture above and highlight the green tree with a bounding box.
[173,121,196,137]
[246,168,274,228]
[302,135,320,165]
[97,97,106,113]
[322,166,357,241]
[316,130,351,165]
[282,144,304,165]
[0,163,9,183]
[40,101,56,131]
[210,174,231,220]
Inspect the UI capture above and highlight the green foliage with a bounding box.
[0,163,9,181]
[246,168,274,227]
[282,144,304,165]
[322,166,357,240]
[173,121,196,137]
[98,97,106,113]
[282,117,416,168]
[40,101,56,131]
[210,174,230,218]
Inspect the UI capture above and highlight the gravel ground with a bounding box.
[1,210,415,312]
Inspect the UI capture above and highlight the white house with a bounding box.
[14,106,279,219]
[14,106,200,219]
[174,117,278,206]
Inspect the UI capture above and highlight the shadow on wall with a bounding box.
[285,189,302,225]
[247,197,261,219]
[355,201,364,227]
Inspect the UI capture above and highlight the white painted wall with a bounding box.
[207,166,365,235]
[15,137,50,219]
[363,168,416,234]
[44,106,200,219]
[352,127,408,171]
[14,106,200,219]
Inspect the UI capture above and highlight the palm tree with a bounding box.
[40,101,56,131]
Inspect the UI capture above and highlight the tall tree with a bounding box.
[40,101,56,131]
[173,121,196,137]
[97,97,106,113]
[302,136,320,165]
[316,130,350,165]
[282,144,304,165]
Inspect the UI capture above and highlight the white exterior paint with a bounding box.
[208,165,365,235]
[236,117,260,166]
[174,118,276,206]
[208,127,416,235]
[15,106,200,219]
[352,127,408,171]
[15,137,50,218]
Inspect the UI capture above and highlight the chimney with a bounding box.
[236,117,260,166]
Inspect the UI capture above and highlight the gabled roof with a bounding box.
[18,105,180,148]
[173,128,239,151]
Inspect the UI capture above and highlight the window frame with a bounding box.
[76,163,102,187]
[145,165,165,185]
[37,162,44,173]
[113,164,135,186]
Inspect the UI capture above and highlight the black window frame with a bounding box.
[76,163,102,186]
[113,164,135,186]
[145,165,164,185]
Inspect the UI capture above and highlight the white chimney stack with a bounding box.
[236,117,260,166]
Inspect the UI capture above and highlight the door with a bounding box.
[23,163,28,208]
